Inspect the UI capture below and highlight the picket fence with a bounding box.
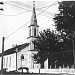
[29,69,75,74]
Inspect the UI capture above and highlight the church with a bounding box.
[0,2,48,72]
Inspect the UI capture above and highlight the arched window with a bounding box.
[34,28,36,36]
[29,29,31,37]
[21,54,24,60]
[34,41,36,49]
[30,41,32,49]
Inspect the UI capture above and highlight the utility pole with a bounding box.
[1,37,5,75]
[0,2,4,75]
[15,45,18,71]
[0,2,4,11]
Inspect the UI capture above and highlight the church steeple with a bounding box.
[27,1,39,51]
[28,1,39,38]
[30,1,37,26]
[27,1,39,69]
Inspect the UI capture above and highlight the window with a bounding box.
[21,54,24,60]
[9,57,11,67]
[3,58,5,67]
[30,41,32,49]
[34,28,36,36]
[34,40,36,49]
[29,29,31,37]
[34,43,36,49]
[6,57,8,67]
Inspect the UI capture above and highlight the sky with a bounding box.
[0,0,60,53]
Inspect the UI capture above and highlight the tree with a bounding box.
[34,29,62,68]
[34,1,75,68]
[54,1,75,68]
[34,28,73,68]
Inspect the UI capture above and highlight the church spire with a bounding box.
[30,1,37,25]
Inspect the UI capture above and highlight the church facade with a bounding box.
[0,2,48,72]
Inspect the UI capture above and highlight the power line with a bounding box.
[39,14,53,18]
[10,1,58,11]
[0,9,54,17]
[5,1,32,11]
[9,1,32,9]
[9,1,55,15]
[5,21,30,39]
[36,5,58,10]
[0,10,31,16]
[11,1,58,16]
[36,1,58,16]
[4,1,58,16]
[5,1,58,39]
[4,16,53,39]
[0,10,55,17]
[17,1,58,16]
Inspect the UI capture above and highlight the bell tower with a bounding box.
[27,1,39,51]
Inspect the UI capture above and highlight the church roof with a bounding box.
[0,43,29,57]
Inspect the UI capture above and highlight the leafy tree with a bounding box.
[54,1,75,34]
[33,1,75,68]
[34,28,73,68]
[34,1,75,68]
[54,1,75,68]
[34,29,58,67]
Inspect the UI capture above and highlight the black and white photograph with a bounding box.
[0,0,75,75]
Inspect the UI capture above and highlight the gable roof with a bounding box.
[0,43,29,57]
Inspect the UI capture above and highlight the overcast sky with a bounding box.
[0,0,60,53]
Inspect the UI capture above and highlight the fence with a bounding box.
[29,69,75,74]
[1,69,75,75]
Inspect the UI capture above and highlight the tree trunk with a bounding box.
[72,36,75,69]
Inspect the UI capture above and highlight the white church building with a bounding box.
[0,2,48,72]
